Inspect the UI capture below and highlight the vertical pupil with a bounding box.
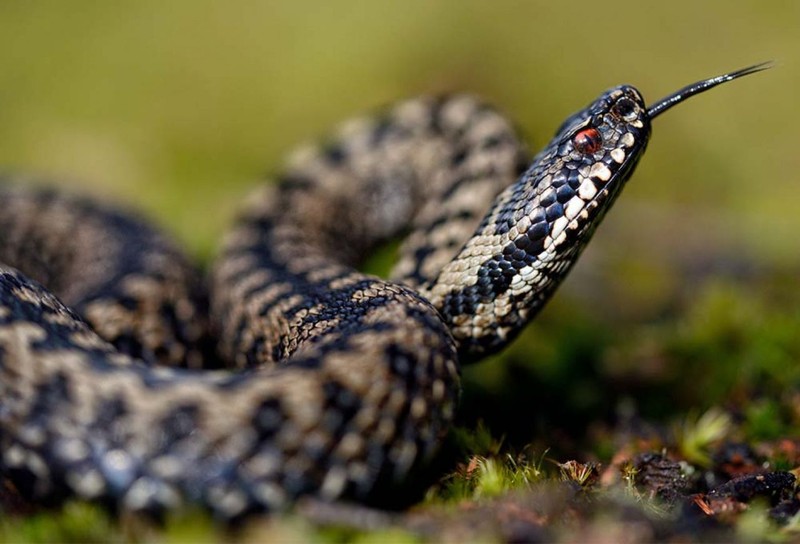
[573,128,601,154]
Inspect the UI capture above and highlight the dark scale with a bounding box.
[0,64,768,519]
[157,405,201,447]
[322,143,348,165]
[545,202,564,221]
[90,397,129,436]
[425,96,450,135]
[252,398,286,441]
[369,116,397,147]
[540,187,557,206]
[567,169,582,189]
[323,381,363,424]
[385,344,415,384]
[450,146,468,167]
[491,193,526,236]
[556,184,575,203]
[28,372,73,420]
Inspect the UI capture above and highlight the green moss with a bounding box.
[430,446,549,504]
[743,400,792,442]
[674,408,733,467]
[0,503,118,544]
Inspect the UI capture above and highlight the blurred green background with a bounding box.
[0,1,798,450]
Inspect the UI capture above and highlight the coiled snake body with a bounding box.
[0,65,767,519]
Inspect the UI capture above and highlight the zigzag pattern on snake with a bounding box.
[0,64,767,520]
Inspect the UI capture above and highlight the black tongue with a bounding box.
[646,61,772,119]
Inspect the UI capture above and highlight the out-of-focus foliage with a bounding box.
[0,1,795,263]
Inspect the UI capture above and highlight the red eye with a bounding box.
[573,128,602,154]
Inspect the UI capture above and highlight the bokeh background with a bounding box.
[0,1,798,452]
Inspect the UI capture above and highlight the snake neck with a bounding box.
[422,86,652,360]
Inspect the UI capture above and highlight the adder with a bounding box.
[0,63,768,520]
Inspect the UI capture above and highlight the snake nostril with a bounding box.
[613,97,638,121]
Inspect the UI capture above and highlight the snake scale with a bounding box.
[0,64,767,520]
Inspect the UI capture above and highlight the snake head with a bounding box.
[518,85,652,262]
[434,86,654,357]
[431,65,770,358]
[522,58,771,263]
[532,61,773,259]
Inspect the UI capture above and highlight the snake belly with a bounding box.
[0,89,650,519]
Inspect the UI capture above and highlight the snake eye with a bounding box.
[573,128,602,154]
[613,98,637,121]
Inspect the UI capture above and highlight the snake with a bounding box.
[0,63,768,520]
